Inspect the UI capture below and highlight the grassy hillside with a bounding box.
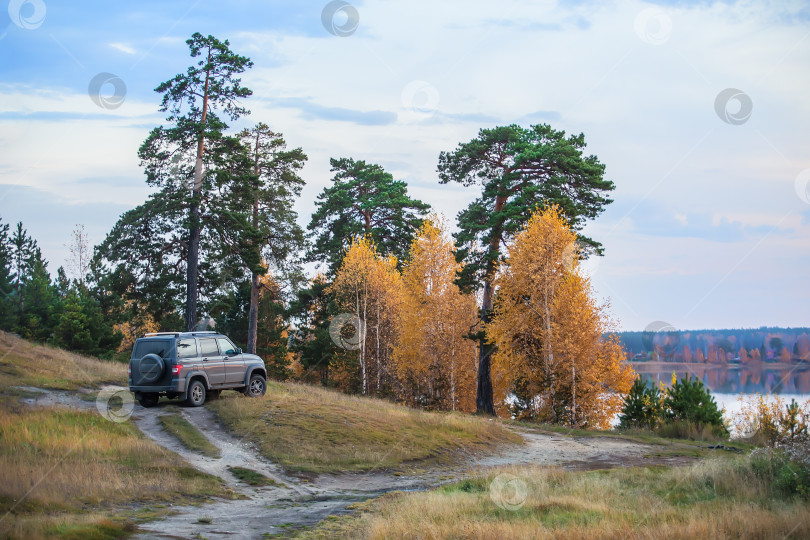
[0,331,126,390]
[0,332,522,537]
[0,332,232,540]
[209,382,521,474]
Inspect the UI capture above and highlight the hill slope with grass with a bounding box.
[7,332,795,540]
[0,332,234,539]
[0,332,523,538]
[208,382,520,474]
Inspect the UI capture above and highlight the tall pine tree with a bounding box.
[140,33,253,331]
[438,124,615,414]
[0,218,15,330]
[235,123,307,355]
[308,158,430,275]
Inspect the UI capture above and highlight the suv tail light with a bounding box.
[171,365,183,375]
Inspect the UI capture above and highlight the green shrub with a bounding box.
[663,375,728,438]
[750,446,810,499]
[733,395,810,445]
[618,375,728,440]
[618,377,663,430]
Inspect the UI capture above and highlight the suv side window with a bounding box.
[177,338,198,359]
[217,338,237,356]
[199,338,219,357]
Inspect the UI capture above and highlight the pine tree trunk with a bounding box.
[246,140,260,355]
[476,279,496,415]
[474,195,507,416]
[247,271,259,354]
[184,49,212,332]
[185,202,200,331]
[15,261,22,324]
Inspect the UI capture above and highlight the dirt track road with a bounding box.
[20,386,666,539]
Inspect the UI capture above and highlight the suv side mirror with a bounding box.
[237,348,242,355]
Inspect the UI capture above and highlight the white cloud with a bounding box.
[109,42,137,55]
[0,84,158,118]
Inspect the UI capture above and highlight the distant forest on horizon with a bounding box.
[616,327,810,364]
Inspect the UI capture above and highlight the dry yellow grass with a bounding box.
[0,333,230,539]
[209,381,520,473]
[3,513,137,540]
[0,407,221,507]
[0,331,126,390]
[305,459,810,539]
[0,405,231,539]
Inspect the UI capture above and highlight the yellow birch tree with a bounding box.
[488,205,634,427]
[393,218,478,412]
[329,237,402,395]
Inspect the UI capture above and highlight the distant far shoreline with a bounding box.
[629,361,805,372]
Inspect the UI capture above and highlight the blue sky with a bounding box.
[1,0,809,331]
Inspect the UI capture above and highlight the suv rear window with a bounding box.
[133,339,171,359]
[177,338,198,359]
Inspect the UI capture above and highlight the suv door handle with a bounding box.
[202,358,209,361]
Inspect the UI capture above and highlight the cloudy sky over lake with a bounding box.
[1,0,808,331]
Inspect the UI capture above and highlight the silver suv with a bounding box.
[128,331,267,408]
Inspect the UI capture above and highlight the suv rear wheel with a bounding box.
[186,380,206,407]
[244,374,266,397]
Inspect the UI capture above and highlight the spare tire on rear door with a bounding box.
[136,353,165,384]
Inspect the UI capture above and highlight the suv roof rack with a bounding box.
[142,331,220,337]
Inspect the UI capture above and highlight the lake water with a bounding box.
[631,362,810,395]
[630,362,810,429]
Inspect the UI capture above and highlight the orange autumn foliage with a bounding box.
[114,301,159,353]
[329,237,402,396]
[393,218,478,412]
[487,205,634,428]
